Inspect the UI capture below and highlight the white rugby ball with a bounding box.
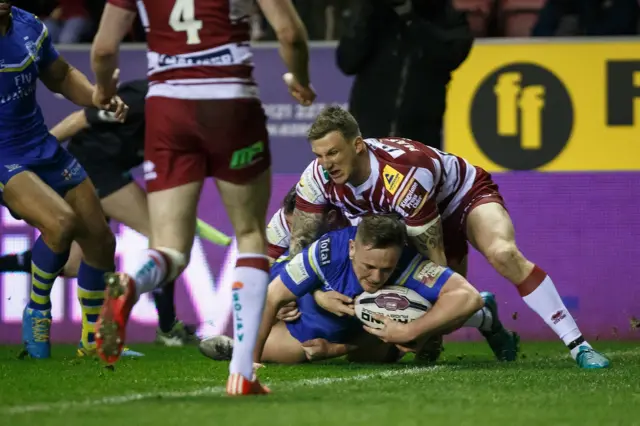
[355,286,432,330]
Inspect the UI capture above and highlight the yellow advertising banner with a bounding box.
[444,40,640,171]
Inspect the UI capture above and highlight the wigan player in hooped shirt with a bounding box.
[0,2,128,359]
[290,106,609,369]
[90,0,315,395]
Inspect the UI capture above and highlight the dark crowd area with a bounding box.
[13,0,640,43]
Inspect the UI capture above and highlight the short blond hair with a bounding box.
[308,105,361,142]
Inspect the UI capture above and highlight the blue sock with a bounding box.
[77,261,111,349]
[28,237,70,311]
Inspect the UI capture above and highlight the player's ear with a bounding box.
[349,239,355,259]
[326,209,337,224]
[353,136,364,154]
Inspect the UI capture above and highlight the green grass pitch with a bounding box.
[1,341,639,426]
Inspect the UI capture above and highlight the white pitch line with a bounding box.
[1,366,438,415]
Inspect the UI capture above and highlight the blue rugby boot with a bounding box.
[21,307,52,359]
[576,345,610,369]
[77,341,145,358]
[479,292,520,361]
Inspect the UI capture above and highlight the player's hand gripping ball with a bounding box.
[354,286,431,329]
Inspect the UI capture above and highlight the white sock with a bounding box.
[521,266,589,359]
[229,253,269,381]
[125,249,170,298]
[463,307,494,332]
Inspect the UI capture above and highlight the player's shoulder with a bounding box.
[298,159,330,203]
[367,137,437,169]
[11,8,45,32]
[309,226,356,270]
[301,159,329,182]
[266,208,290,247]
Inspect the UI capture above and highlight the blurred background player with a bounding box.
[0,79,233,347]
[89,0,315,395]
[288,106,610,369]
[0,1,127,359]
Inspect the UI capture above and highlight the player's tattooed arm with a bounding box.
[407,216,448,266]
[289,209,325,257]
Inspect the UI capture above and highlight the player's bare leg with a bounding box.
[466,202,609,368]
[64,179,117,353]
[4,171,77,358]
[216,170,271,395]
[96,181,202,364]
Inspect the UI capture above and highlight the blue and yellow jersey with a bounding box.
[273,226,454,343]
[0,7,60,163]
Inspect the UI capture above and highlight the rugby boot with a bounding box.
[155,320,200,347]
[226,373,270,396]
[576,346,610,369]
[95,272,137,365]
[480,291,520,361]
[20,307,52,359]
[199,335,233,361]
[77,341,144,358]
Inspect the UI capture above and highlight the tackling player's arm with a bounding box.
[90,2,136,100]
[289,164,331,256]
[289,209,325,257]
[393,168,447,266]
[406,216,447,266]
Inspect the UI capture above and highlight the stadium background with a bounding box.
[0,40,638,344]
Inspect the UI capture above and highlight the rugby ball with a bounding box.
[354,286,432,330]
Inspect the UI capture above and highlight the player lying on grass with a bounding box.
[0,79,231,349]
[288,106,609,369]
[200,215,519,364]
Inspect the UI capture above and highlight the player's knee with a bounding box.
[485,241,522,273]
[44,209,78,248]
[100,227,117,257]
[157,247,188,281]
[235,226,267,254]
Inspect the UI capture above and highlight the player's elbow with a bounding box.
[275,24,306,48]
[444,274,484,314]
[467,288,484,314]
[91,38,118,61]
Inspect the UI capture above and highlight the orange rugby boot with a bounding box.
[226,373,270,396]
[95,272,137,365]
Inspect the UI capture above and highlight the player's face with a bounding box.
[310,131,359,185]
[0,0,11,17]
[349,240,402,293]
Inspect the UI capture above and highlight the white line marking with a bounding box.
[4,347,637,415]
[1,366,438,415]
